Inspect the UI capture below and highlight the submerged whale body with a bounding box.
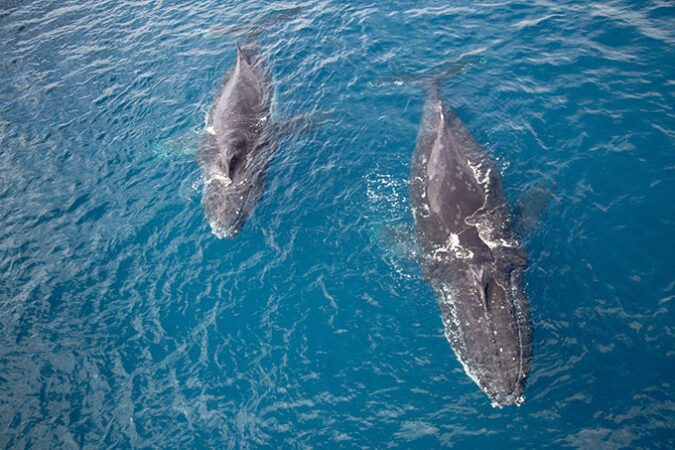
[409,85,532,407]
[197,43,274,238]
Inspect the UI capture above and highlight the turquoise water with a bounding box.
[1,0,674,447]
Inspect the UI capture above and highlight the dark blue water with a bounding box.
[1,0,674,447]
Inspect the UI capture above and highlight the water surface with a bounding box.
[1,0,674,447]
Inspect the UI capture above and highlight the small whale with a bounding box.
[197,7,304,238]
[197,42,275,238]
[409,82,532,407]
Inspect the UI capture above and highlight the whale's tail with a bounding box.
[204,5,304,42]
[368,55,485,95]
[254,5,304,30]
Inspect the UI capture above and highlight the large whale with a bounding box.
[409,83,532,407]
[197,41,275,238]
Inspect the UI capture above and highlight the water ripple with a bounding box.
[0,0,673,447]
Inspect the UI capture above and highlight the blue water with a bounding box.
[1,0,674,447]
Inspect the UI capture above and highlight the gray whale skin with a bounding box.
[197,43,274,238]
[409,87,532,407]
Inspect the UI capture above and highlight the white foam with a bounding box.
[475,221,518,251]
[208,220,235,239]
[466,160,490,191]
[432,233,473,260]
[205,173,232,186]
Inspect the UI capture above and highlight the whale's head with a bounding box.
[438,262,531,408]
[202,178,247,238]
[201,140,265,238]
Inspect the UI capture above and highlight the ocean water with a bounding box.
[1,0,673,447]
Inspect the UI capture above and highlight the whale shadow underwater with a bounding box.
[404,71,548,407]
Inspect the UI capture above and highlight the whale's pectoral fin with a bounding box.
[369,220,420,262]
[153,128,201,159]
[512,178,556,237]
[273,109,336,139]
